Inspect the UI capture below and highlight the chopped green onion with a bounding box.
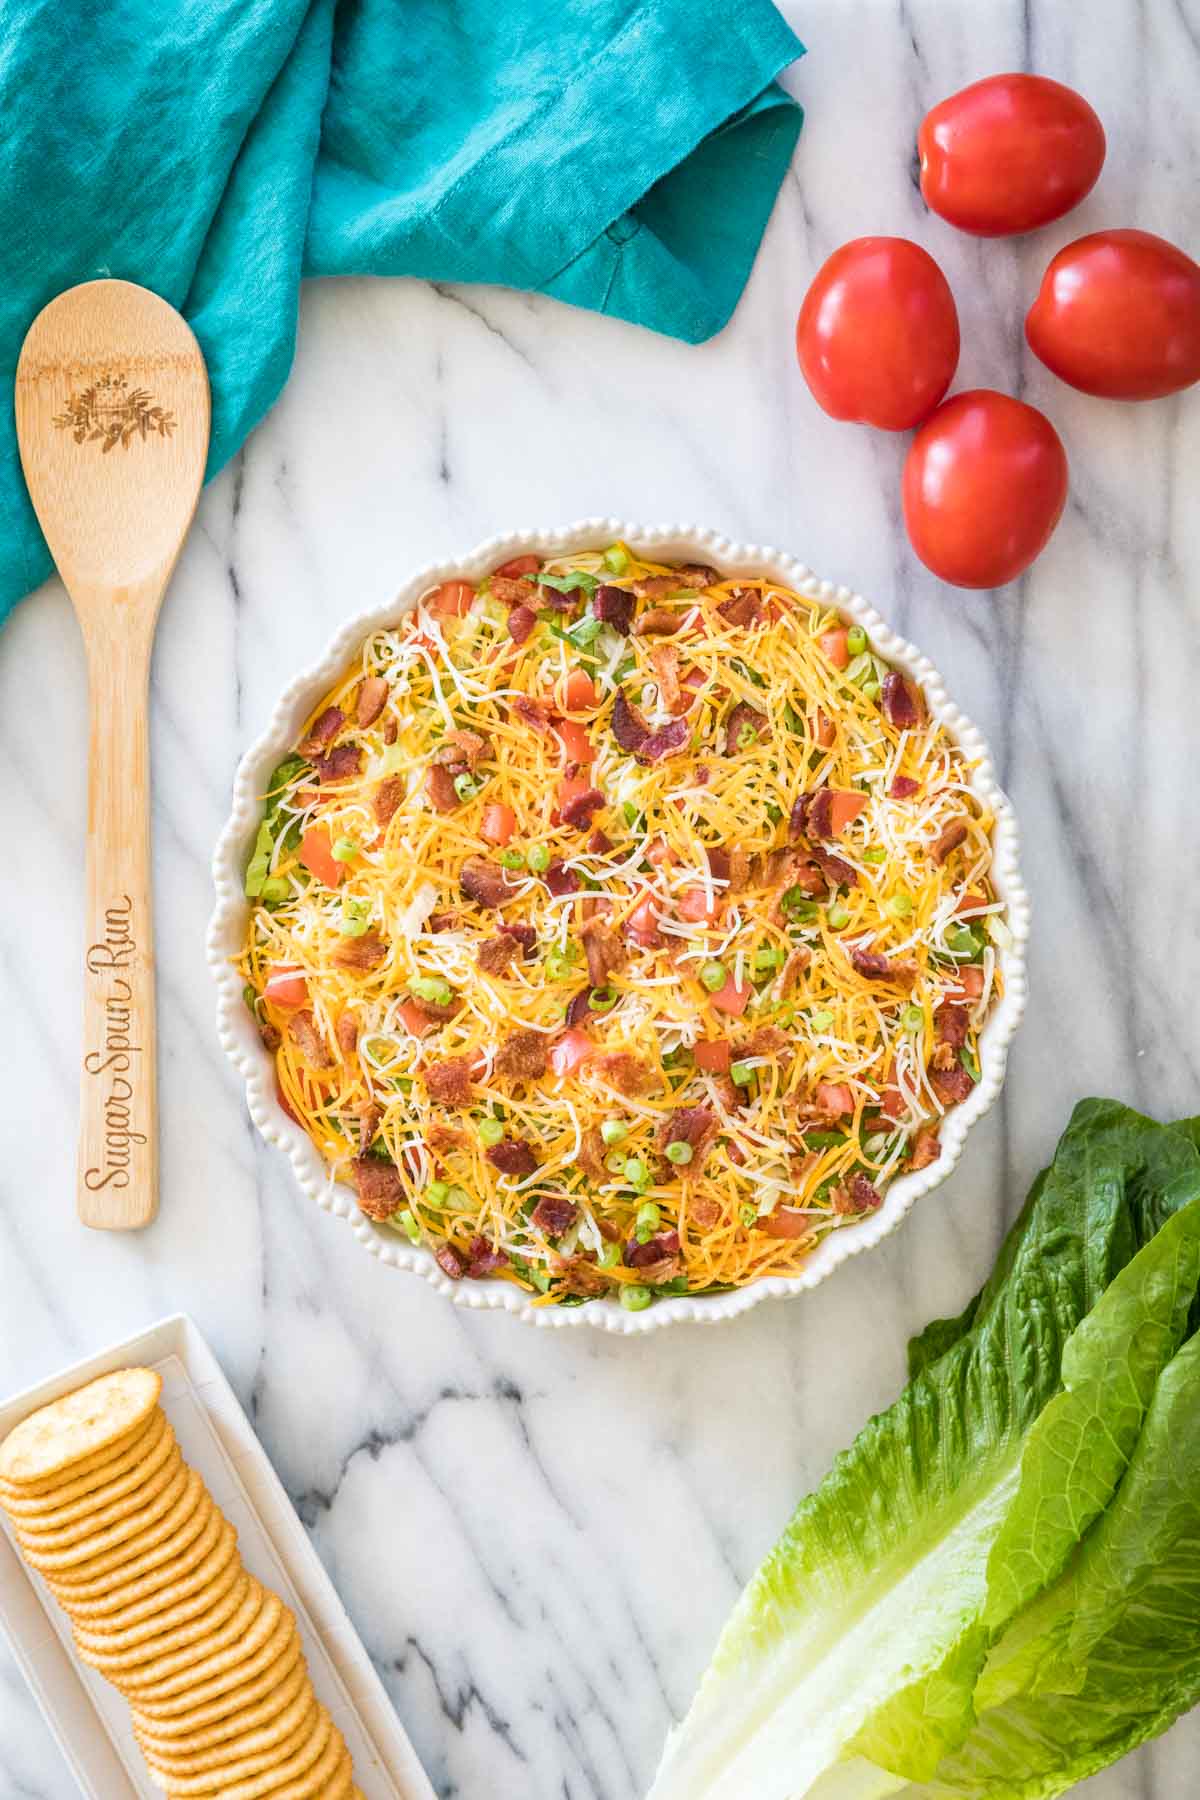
[396,1208,421,1243]
[600,1120,628,1146]
[635,1200,661,1241]
[603,545,630,575]
[845,651,873,686]
[243,984,258,1012]
[527,844,551,873]
[332,837,359,863]
[663,1274,690,1294]
[730,1060,756,1087]
[606,1149,629,1174]
[847,625,867,656]
[624,1157,651,1191]
[445,1185,471,1208]
[740,1202,758,1227]
[478,1118,504,1147]
[862,679,881,701]
[426,1180,450,1207]
[945,923,986,960]
[782,888,819,922]
[453,771,479,801]
[499,848,525,869]
[888,893,913,918]
[862,846,887,865]
[827,903,851,930]
[753,946,786,971]
[737,721,757,750]
[809,1008,834,1030]
[599,1241,622,1268]
[666,1140,693,1166]
[544,949,574,981]
[588,985,618,1012]
[700,961,727,992]
[902,1004,925,1031]
[260,876,290,905]
[340,899,371,936]
[620,1284,653,1312]
[410,975,452,1007]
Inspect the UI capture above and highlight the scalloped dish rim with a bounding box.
[207,518,1030,1335]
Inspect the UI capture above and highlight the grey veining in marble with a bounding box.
[2,0,1199,1794]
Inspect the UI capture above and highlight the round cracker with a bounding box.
[45,1487,214,1600]
[130,1611,298,1721]
[212,1733,351,1800]
[133,1661,311,1758]
[77,1570,252,1673]
[0,1369,162,1485]
[16,1460,192,1564]
[164,1706,333,1799]
[119,1587,282,1701]
[0,1417,174,1520]
[72,1548,243,1651]
[27,1468,205,1579]
[0,1408,166,1506]
[15,1444,184,1545]
[130,1631,303,1737]
[53,1511,233,1620]
[138,1698,318,1783]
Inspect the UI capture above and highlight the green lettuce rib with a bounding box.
[647,1102,1200,1800]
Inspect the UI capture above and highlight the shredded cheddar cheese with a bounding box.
[237,546,1005,1311]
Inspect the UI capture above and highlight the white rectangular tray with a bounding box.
[0,1313,436,1800]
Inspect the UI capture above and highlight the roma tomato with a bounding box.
[1026,230,1200,400]
[902,391,1068,589]
[919,74,1105,237]
[796,238,959,430]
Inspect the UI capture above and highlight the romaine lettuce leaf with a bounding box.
[647,1102,1200,1800]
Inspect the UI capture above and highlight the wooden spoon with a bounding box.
[15,281,210,1229]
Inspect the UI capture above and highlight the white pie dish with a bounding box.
[207,518,1029,1334]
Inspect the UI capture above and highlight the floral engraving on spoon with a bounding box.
[53,373,176,453]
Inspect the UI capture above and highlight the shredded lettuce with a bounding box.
[244,755,308,899]
[648,1101,1200,1800]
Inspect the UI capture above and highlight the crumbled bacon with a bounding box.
[435,1244,465,1280]
[591,1051,656,1096]
[789,793,813,841]
[882,672,921,730]
[331,929,387,973]
[373,775,405,826]
[260,1021,282,1053]
[580,918,626,988]
[561,787,606,830]
[774,946,811,998]
[642,719,689,761]
[910,1127,941,1170]
[490,575,537,607]
[434,730,490,771]
[382,717,399,745]
[592,585,635,634]
[426,1121,467,1157]
[832,1173,881,1215]
[486,1138,539,1176]
[355,678,388,729]
[657,1107,716,1160]
[716,587,763,627]
[531,1194,577,1236]
[356,1101,382,1154]
[552,1254,610,1296]
[314,744,362,784]
[936,1003,970,1050]
[351,1156,404,1222]
[477,928,534,975]
[811,846,858,888]
[424,1058,475,1106]
[459,857,510,909]
[745,1026,789,1059]
[512,694,553,733]
[804,789,837,839]
[427,911,458,933]
[425,764,460,813]
[724,701,767,756]
[611,691,649,751]
[633,608,684,637]
[705,846,731,885]
[932,820,968,864]
[300,706,344,754]
[649,643,687,715]
[564,989,593,1027]
[850,946,918,986]
[467,1236,508,1278]
[543,859,581,897]
[575,1127,607,1180]
[507,604,536,644]
[588,829,612,854]
[689,1194,723,1229]
[494,1029,548,1083]
[672,564,719,590]
[287,1010,331,1068]
[930,1062,976,1105]
[890,774,919,800]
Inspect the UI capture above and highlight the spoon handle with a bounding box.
[77,601,158,1229]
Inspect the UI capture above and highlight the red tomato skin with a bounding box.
[919,74,1105,237]
[796,238,959,431]
[1026,229,1200,400]
[902,390,1068,589]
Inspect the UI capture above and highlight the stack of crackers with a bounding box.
[0,1367,360,1797]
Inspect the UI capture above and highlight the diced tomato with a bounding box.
[678,885,720,923]
[828,791,868,834]
[645,837,673,868]
[949,964,986,1001]
[496,554,541,578]
[694,1039,732,1074]
[264,965,307,1008]
[710,973,752,1017]
[396,1000,434,1037]
[430,580,475,618]
[275,1078,301,1126]
[554,719,594,765]
[300,826,344,889]
[626,888,660,943]
[559,669,597,712]
[815,1081,855,1116]
[819,627,849,669]
[814,709,835,748]
[955,889,988,915]
[480,803,516,846]
[760,1206,809,1238]
[877,1064,906,1121]
[549,1028,593,1077]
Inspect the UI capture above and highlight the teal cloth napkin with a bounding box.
[0,1,804,624]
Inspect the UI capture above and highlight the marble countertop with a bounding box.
[3,1,1199,1794]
